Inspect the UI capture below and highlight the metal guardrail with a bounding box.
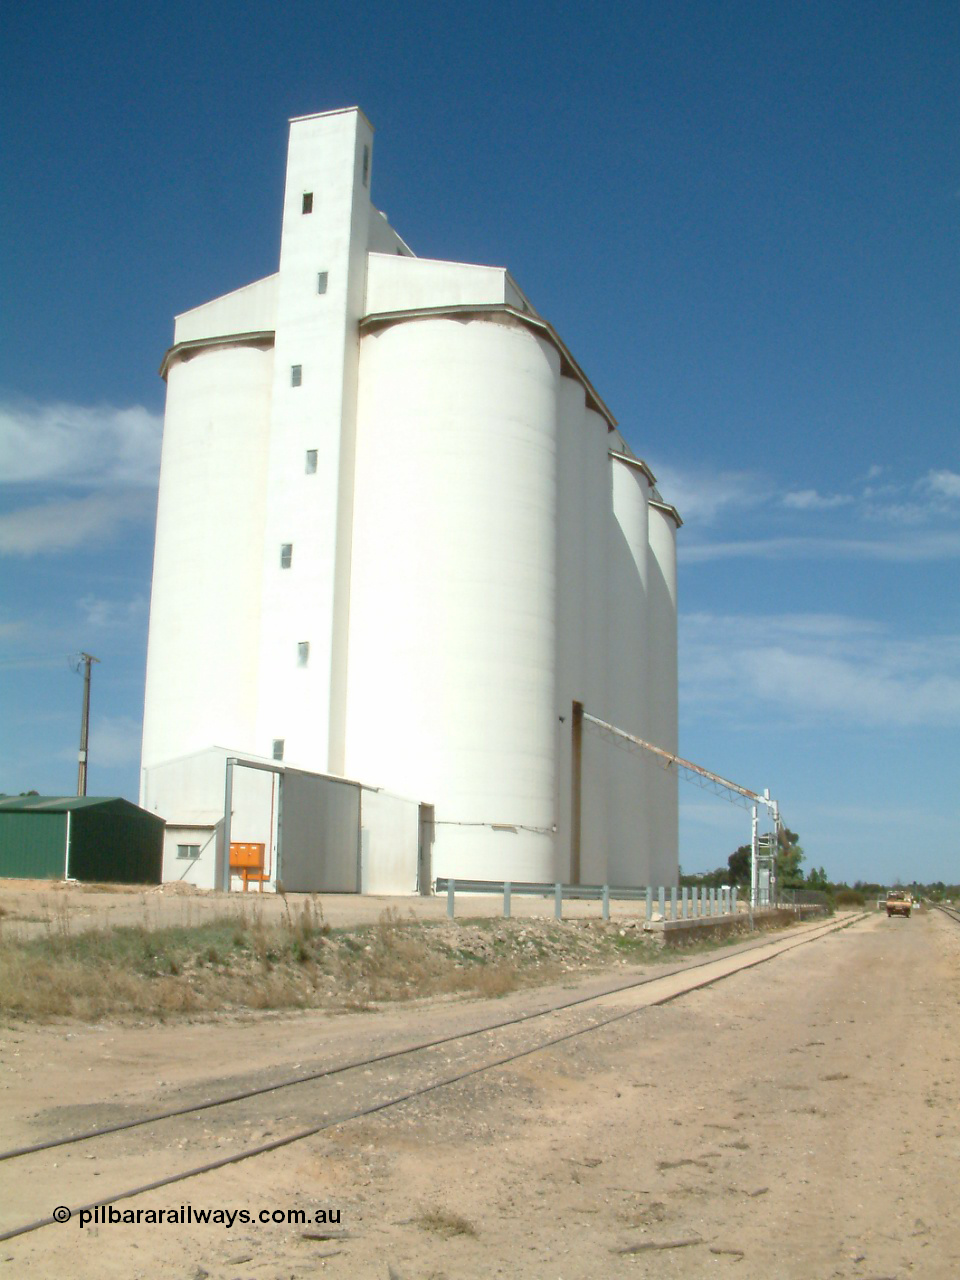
[434,877,739,923]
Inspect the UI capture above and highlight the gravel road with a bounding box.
[2,909,958,1278]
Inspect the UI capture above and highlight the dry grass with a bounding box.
[415,1208,478,1238]
[0,896,673,1024]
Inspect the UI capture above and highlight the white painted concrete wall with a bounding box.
[605,457,651,883]
[141,343,273,771]
[174,275,279,345]
[647,503,680,884]
[255,108,375,776]
[365,254,516,314]
[346,315,560,882]
[578,407,612,885]
[554,375,588,881]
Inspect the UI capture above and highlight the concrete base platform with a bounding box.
[646,904,829,946]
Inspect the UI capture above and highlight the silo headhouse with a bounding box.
[140,107,681,893]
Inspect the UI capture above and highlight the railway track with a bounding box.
[0,910,865,1243]
[932,901,960,926]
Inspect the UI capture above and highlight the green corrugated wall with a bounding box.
[0,812,67,879]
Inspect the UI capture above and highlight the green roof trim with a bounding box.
[0,795,132,814]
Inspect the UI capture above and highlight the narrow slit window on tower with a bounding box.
[302,192,313,214]
[297,641,310,667]
[317,271,328,294]
[305,449,318,474]
[291,364,302,387]
[272,739,284,761]
[362,145,370,187]
[280,543,293,569]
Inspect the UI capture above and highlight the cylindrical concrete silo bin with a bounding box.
[142,341,274,774]
[554,376,589,882]
[346,314,561,882]
[646,500,680,886]
[605,454,652,885]
[577,407,612,884]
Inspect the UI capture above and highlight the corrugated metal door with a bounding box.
[0,813,67,879]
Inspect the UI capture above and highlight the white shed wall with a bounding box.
[359,790,420,895]
[161,825,221,889]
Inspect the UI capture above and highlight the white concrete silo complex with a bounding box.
[140,107,682,892]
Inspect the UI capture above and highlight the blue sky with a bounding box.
[1,1,957,885]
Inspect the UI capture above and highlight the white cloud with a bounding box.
[648,463,765,525]
[78,595,149,631]
[0,399,162,489]
[654,460,960,560]
[782,489,853,511]
[681,612,960,729]
[0,491,153,555]
[88,714,143,768]
[680,530,960,563]
[924,469,960,501]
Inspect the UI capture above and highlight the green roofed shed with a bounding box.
[0,796,163,884]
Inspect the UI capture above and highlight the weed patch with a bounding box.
[416,1208,478,1238]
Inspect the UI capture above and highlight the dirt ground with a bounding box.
[0,879,700,939]
[1,909,958,1278]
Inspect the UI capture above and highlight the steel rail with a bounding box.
[0,911,836,1165]
[0,913,864,1244]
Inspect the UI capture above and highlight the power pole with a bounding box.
[75,652,100,796]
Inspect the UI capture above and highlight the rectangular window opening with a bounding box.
[317,271,328,295]
[302,192,313,214]
[272,739,285,761]
[297,641,310,668]
[280,543,293,569]
[305,449,318,474]
[291,364,302,387]
[362,145,370,187]
[177,844,200,860]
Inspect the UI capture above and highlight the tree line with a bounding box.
[680,829,959,904]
